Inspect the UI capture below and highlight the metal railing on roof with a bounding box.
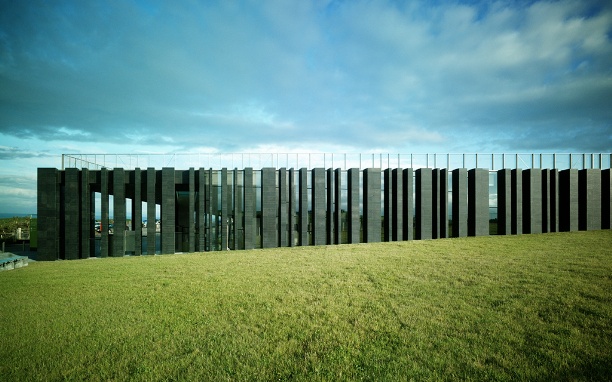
[61,152,612,171]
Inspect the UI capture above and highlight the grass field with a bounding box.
[1,231,611,381]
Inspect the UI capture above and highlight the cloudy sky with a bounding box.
[1,0,611,214]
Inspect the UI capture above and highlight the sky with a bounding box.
[1,0,611,215]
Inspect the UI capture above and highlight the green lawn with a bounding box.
[1,231,611,381]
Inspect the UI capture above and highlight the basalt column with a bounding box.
[392,168,403,241]
[334,168,342,244]
[161,167,175,254]
[384,169,392,241]
[101,168,109,258]
[112,168,126,257]
[468,168,489,236]
[327,169,334,245]
[549,169,559,232]
[522,169,542,234]
[146,168,156,255]
[560,169,579,232]
[221,168,229,251]
[432,169,441,239]
[452,168,468,238]
[37,168,60,261]
[416,168,433,240]
[603,169,611,229]
[64,168,80,260]
[298,168,309,246]
[279,168,288,247]
[579,169,601,231]
[81,168,93,259]
[197,168,206,251]
[261,168,277,248]
[511,169,523,235]
[312,168,326,246]
[132,168,142,256]
[541,169,551,233]
[347,168,360,244]
[188,168,195,253]
[497,169,512,235]
[234,169,245,250]
[439,169,448,238]
[244,168,255,250]
[363,168,381,243]
[402,168,414,241]
[289,169,296,247]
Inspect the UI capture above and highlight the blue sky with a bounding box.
[1,0,611,214]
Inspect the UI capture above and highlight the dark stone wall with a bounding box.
[36,164,611,260]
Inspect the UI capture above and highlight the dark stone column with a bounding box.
[416,168,433,240]
[334,168,342,244]
[511,169,523,235]
[560,169,579,232]
[579,169,601,231]
[197,168,206,251]
[205,169,213,251]
[432,169,441,239]
[289,169,296,247]
[101,168,109,258]
[392,169,403,241]
[146,168,156,255]
[452,168,468,238]
[347,168,360,244]
[522,169,542,234]
[161,167,175,254]
[541,169,550,233]
[402,168,414,241]
[363,168,381,243]
[469,168,489,236]
[602,169,611,229]
[384,168,392,241]
[37,168,60,261]
[261,168,277,248]
[439,169,449,239]
[279,168,288,247]
[497,169,512,235]
[81,168,92,259]
[312,168,326,246]
[234,169,244,250]
[244,168,255,250]
[112,168,126,257]
[64,168,80,260]
[326,169,333,244]
[133,168,142,256]
[299,168,309,246]
[188,168,195,252]
[550,169,559,232]
[221,168,229,250]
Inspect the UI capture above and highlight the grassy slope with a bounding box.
[1,231,611,381]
